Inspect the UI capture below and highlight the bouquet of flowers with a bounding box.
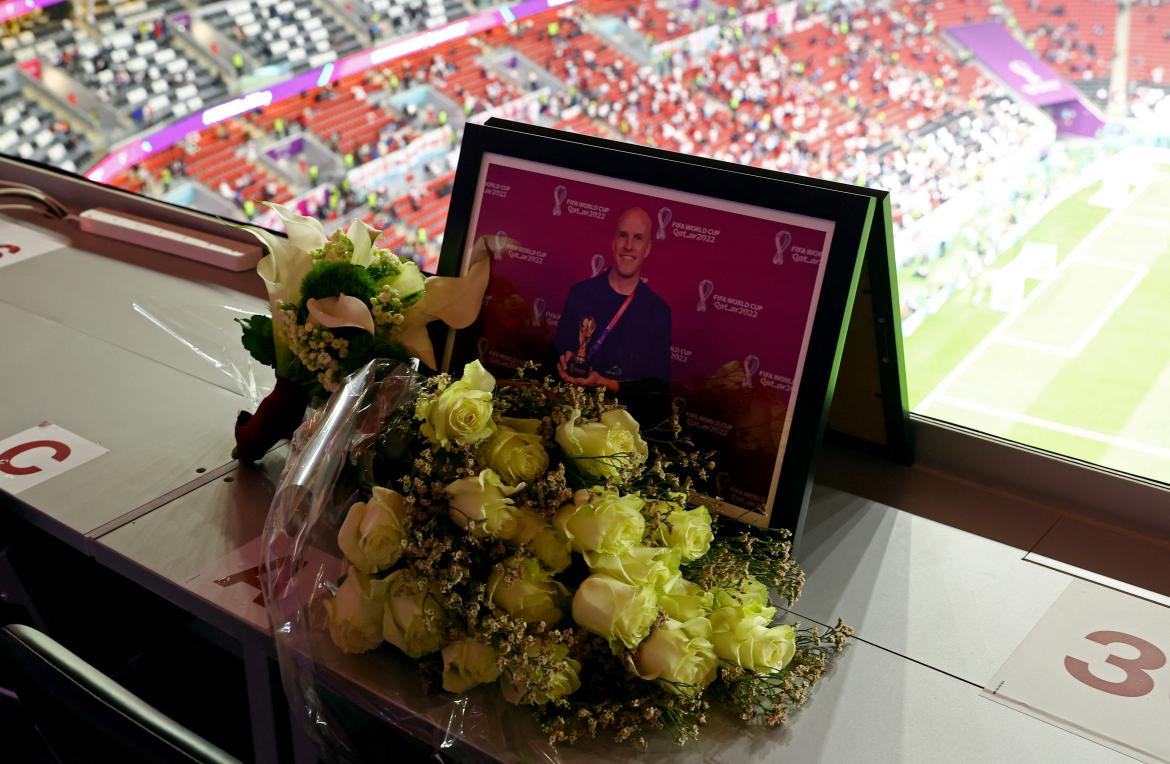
[232,203,489,462]
[262,356,850,757]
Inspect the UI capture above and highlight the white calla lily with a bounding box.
[266,201,327,253]
[395,234,492,368]
[306,294,375,334]
[346,218,380,267]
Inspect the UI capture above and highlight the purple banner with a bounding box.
[265,136,305,161]
[0,0,65,24]
[86,0,577,182]
[947,22,1081,107]
[1049,100,1105,138]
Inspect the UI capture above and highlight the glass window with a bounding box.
[4,0,1168,484]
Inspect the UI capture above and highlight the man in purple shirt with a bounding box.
[555,207,672,394]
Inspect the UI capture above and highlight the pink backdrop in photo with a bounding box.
[470,161,831,510]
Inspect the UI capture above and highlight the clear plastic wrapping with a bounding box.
[258,360,832,763]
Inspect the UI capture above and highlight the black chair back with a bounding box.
[0,624,242,764]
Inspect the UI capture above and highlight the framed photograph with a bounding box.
[439,123,875,533]
[484,118,912,466]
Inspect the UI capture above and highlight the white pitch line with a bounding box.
[935,396,1170,461]
[918,186,1149,413]
[1066,266,1148,356]
[994,336,1077,357]
[1070,256,1149,273]
[1115,216,1170,231]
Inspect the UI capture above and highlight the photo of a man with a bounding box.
[553,207,672,394]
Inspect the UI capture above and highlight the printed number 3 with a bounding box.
[1064,630,1166,697]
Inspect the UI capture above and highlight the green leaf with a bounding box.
[236,315,277,369]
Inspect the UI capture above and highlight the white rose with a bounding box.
[441,638,501,693]
[571,575,659,650]
[709,606,795,673]
[487,556,569,626]
[483,423,549,485]
[634,618,718,695]
[658,576,714,622]
[446,469,524,540]
[499,641,582,705]
[555,408,648,480]
[512,510,573,573]
[553,489,646,556]
[711,575,771,611]
[382,569,446,658]
[337,486,410,573]
[528,525,572,573]
[323,566,390,654]
[585,545,681,592]
[415,360,496,448]
[377,258,426,299]
[653,505,714,562]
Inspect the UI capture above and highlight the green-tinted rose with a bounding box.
[555,408,648,480]
[571,574,658,650]
[382,569,445,658]
[658,576,714,622]
[487,556,569,625]
[483,422,549,485]
[709,606,795,672]
[323,566,390,654]
[337,486,410,573]
[634,617,718,695]
[446,469,523,539]
[416,360,496,448]
[554,489,645,556]
[653,505,714,562]
[499,641,581,705]
[585,545,681,592]
[513,510,573,572]
[712,575,771,611]
[376,257,426,298]
[441,638,500,693]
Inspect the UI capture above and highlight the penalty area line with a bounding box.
[934,396,1170,461]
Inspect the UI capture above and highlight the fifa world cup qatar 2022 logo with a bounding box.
[591,253,606,277]
[552,184,568,216]
[696,279,714,311]
[531,297,546,328]
[656,207,672,240]
[742,355,759,388]
[772,230,792,265]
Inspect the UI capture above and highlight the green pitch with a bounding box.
[905,166,1170,485]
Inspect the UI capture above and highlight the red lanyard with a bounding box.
[587,287,636,357]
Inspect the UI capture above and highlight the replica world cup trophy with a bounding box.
[773,230,792,265]
[494,230,508,260]
[552,184,568,216]
[697,279,715,311]
[569,315,596,378]
[532,297,546,328]
[657,207,672,240]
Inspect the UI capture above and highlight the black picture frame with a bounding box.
[438,122,875,536]
[483,118,913,467]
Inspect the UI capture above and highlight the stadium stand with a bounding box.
[1004,0,1116,82]
[584,0,700,43]
[355,0,466,42]
[46,2,228,128]
[199,0,363,73]
[1130,1,1170,84]
[0,77,90,173]
[0,7,69,70]
[4,0,1168,272]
